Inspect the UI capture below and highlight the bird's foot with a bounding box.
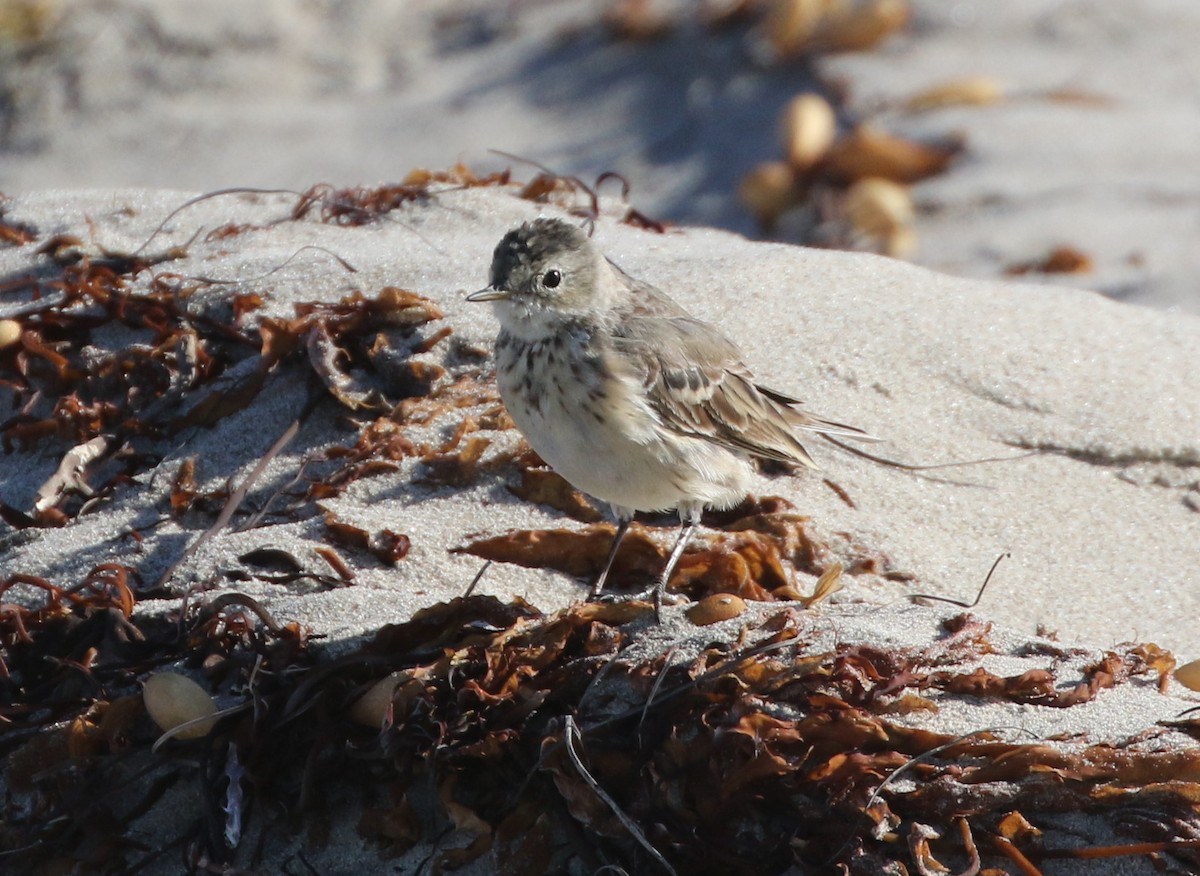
[592,583,686,623]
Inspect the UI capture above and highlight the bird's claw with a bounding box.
[591,584,686,622]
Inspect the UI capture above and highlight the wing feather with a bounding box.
[608,313,875,468]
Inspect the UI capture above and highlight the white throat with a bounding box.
[490,298,574,342]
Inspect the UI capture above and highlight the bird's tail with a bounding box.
[793,413,883,443]
[757,384,882,443]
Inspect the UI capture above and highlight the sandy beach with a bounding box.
[2,2,1199,873]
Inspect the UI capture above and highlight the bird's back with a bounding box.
[604,260,874,468]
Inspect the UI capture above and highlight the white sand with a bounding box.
[1,185,1196,656]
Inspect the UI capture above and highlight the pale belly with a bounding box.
[496,336,751,515]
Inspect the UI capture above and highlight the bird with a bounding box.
[466,217,874,616]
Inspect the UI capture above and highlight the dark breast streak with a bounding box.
[496,325,614,421]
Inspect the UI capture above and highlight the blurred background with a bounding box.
[2,0,1197,312]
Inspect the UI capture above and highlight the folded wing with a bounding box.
[609,314,876,469]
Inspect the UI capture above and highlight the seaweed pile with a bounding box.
[3,576,1198,874]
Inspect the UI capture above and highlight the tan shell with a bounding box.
[781,94,837,170]
[881,226,918,258]
[686,593,747,626]
[738,161,798,226]
[842,178,917,257]
[0,319,20,350]
[844,177,913,236]
[1174,658,1200,691]
[142,672,217,740]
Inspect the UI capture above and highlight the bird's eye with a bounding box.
[542,269,562,289]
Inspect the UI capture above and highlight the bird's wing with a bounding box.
[609,315,874,468]
[754,383,883,442]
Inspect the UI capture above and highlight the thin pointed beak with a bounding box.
[466,286,509,302]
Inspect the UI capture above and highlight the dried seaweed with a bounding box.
[508,465,604,523]
[493,151,670,233]
[455,506,900,605]
[1005,246,1094,276]
[291,164,511,226]
[0,251,452,530]
[323,512,412,567]
[5,566,1198,875]
[0,197,37,245]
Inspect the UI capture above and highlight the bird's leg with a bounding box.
[589,516,632,599]
[653,520,696,621]
[590,511,696,622]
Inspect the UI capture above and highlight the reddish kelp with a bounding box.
[4,581,1195,874]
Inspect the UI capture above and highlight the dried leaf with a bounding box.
[0,214,36,245]
[996,810,1042,843]
[825,125,964,184]
[437,776,494,867]
[323,513,411,566]
[371,530,411,565]
[308,320,375,409]
[508,466,604,523]
[1005,245,1093,276]
[675,536,784,599]
[375,286,445,326]
[802,563,844,607]
[32,435,109,515]
[721,512,824,575]
[457,524,664,581]
[764,0,909,58]
[604,0,677,40]
[313,545,356,583]
[358,790,422,852]
[420,434,494,486]
[493,805,554,876]
[170,457,199,516]
[903,76,1004,112]
[518,173,570,201]
[738,161,798,227]
[881,693,939,715]
[907,822,949,874]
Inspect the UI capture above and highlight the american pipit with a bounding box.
[467,218,874,615]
